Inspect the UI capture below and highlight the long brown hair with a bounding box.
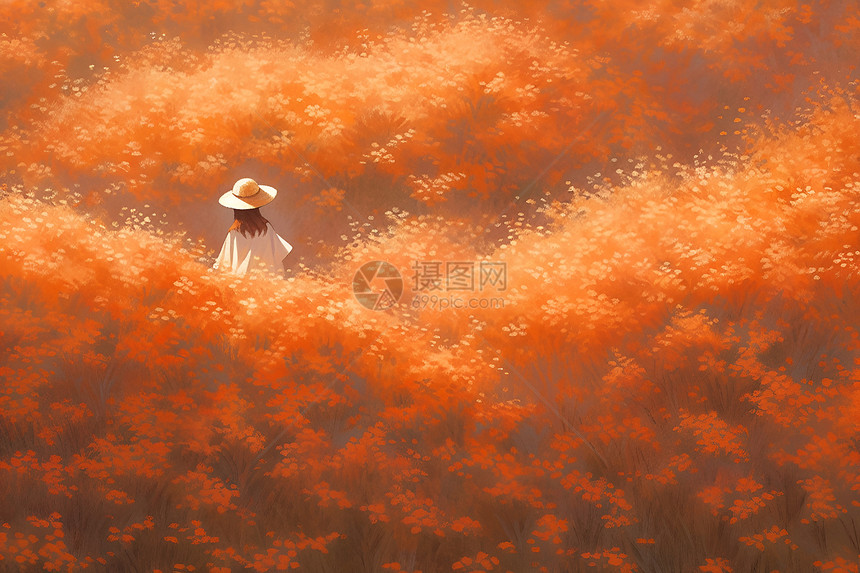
[229,208,270,238]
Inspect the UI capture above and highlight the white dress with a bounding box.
[213,222,293,276]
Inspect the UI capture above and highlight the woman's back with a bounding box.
[213,178,293,276]
[214,222,293,276]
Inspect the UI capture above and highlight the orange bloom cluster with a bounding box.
[2,0,857,263]
[1,90,859,568]
[0,0,859,570]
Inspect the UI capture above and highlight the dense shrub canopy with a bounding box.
[0,0,858,571]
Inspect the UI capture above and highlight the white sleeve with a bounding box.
[275,233,293,259]
[213,234,231,270]
[266,223,292,261]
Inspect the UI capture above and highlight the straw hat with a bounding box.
[218,178,278,210]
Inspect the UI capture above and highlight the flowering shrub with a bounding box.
[2,0,857,260]
[1,0,858,571]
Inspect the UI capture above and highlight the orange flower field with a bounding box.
[0,0,858,571]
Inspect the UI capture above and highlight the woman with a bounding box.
[213,177,293,276]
